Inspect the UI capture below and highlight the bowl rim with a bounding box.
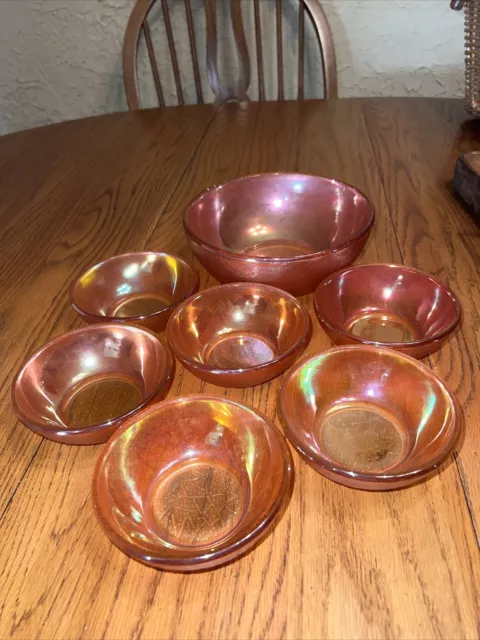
[166,282,312,376]
[92,394,294,568]
[10,323,174,438]
[314,263,462,349]
[279,345,462,485]
[69,251,199,324]
[183,173,375,263]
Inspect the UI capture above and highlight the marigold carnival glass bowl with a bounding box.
[167,282,312,387]
[70,252,198,333]
[11,324,174,445]
[183,173,374,296]
[314,264,461,359]
[92,395,293,571]
[279,346,462,491]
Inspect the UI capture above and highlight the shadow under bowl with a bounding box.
[70,252,198,333]
[167,282,312,387]
[11,324,174,445]
[314,264,461,358]
[184,173,374,296]
[92,395,293,571]
[279,346,462,491]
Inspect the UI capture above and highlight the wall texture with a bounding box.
[0,0,465,135]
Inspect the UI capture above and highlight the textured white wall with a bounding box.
[0,0,465,135]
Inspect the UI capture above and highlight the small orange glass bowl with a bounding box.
[184,174,374,296]
[11,324,174,445]
[92,395,293,571]
[167,283,312,388]
[70,252,198,333]
[314,264,461,359]
[279,346,462,491]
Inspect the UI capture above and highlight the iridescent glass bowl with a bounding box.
[167,283,312,387]
[183,174,374,295]
[11,324,174,444]
[314,264,461,358]
[92,396,293,571]
[279,346,461,490]
[71,252,198,333]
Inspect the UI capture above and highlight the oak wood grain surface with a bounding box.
[0,99,479,640]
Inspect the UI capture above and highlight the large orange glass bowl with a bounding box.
[92,396,293,571]
[70,252,198,333]
[279,346,462,491]
[11,324,174,445]
[183,174,374,296]
[167,283,312,387]
[314,264,461,359]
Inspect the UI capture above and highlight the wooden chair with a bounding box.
[123,0,337,108]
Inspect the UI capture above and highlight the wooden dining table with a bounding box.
[0,98,479,639]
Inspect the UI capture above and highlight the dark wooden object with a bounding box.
[123,0,337,108]
[0,99,479,638]
[453,151,480,217]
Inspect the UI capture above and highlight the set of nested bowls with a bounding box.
[11,174,463,572]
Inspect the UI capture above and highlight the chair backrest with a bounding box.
[123,0,337,109]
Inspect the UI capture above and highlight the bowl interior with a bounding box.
[168,284,308,370]
[185,174,373,258]
[71,252,196,319]
[315,265,459,344]
[13,325,170,432]
[94,397,291,562]
[281,348,457,477]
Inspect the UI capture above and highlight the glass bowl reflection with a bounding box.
[70,252,198,333]
[11,324,174,444]
[167,283,312,387]
[184,174,374,296]
[92,395,293,571]
[314,264,461,358]
[279,346,462,490]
